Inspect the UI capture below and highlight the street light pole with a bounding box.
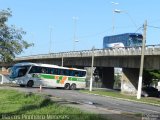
[49,27,52,54]
[30,32,34,55]
[112,9,115,34]
[111,2,119,34]
[137,20,147,99]
[72,16,79,51]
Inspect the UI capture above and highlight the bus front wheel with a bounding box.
[64,83,70,90]
[70,83,76,90]
[27,80,34,87]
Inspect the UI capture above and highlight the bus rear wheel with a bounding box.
[70,83,76,90]
[64,83,70,90]
[20,84,25,87]
[27,80,34,87]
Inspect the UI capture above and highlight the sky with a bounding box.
[0,0,160,56]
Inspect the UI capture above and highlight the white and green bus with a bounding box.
[10,62,86,90]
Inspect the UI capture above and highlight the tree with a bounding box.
[150,70,160,80]
[0,8,33,62]
[150,70,160,86]
[143,70,160,87]
[143,70,152,86]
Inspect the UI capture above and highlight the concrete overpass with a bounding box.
[15,45,160,69]
[3,45,160,94]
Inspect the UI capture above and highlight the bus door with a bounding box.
[28,66,44,87]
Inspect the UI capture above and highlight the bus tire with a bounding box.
[70,83,76,90]
[20,84,25,87]
[64,83,70,90]
[27,80,34,87]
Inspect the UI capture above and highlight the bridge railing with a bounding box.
[15,45,160,61]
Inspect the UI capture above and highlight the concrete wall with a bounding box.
[121,68,139,95]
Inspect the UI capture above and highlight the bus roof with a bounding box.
[14,62,86,71]
[104,33,142,38]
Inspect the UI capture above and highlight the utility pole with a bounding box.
[137,20,147,99]
[89,46,95,91]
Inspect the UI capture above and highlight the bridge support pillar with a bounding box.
[1,67,7,72]
[101,67,114,89]
[121,68,139,95]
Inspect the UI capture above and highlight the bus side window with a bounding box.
[29,66,37,73]
[65,70,69,76]
[41,67,47,74]
[63,70,66,75]
[81,71,86,77]
[69,70,75,76]
[47,68,51,74]
[36,66,42,73]
[54,68,58,74]
[79,71,82,77]
[50,68,54,74]
[59,69,64,75]
[45,67,50,74]
[56,69,59,75]
[75,71,79,77]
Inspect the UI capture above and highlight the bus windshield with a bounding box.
[10,65,31,78]
[129,35,142,46]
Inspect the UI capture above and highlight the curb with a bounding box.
[81,91,160,107]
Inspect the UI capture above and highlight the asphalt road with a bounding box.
[1,86,160,120]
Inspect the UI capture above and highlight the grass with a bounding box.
[0,89,105,120]
[81,89,160,105]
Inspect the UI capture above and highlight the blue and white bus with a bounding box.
[10,62,86,90]
[103,33,143,48]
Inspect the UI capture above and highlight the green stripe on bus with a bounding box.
[68,77,85,82]
[39,74,85,82]
[40,74,55,79]
[57,80,60,83]
[59,76,63,80]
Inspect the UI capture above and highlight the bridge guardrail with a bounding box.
[15,45,160,61]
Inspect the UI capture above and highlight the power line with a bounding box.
[134,26,143,33]
[147,25,160,29]
[78,25,141,39]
